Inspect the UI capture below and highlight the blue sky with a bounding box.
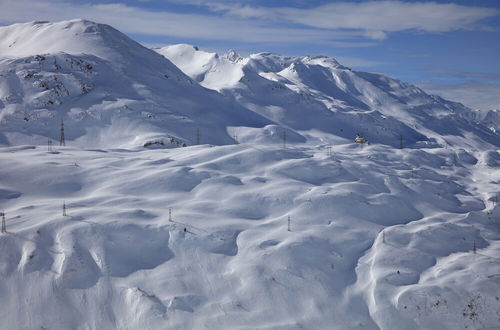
[1,0,499,110]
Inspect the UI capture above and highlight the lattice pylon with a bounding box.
[1,212,6,233]
[60,119,66,146]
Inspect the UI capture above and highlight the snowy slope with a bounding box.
[153,44,245,91]
[0,20,269,147]
[0,142,499,329]
[156,45,499,149]
[479,109,499,133]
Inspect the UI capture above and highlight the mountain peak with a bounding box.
[223,49,242,62]
[0,19,141,64]
[301,55,347,70]
[0,21,272,147]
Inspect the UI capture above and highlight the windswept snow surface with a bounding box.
[0,143,499,329]
[0,20,500,330]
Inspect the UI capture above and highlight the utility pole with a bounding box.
[169,208,172,222]
[1,211,6,234]
[287,215,291,231]
[196,128,200,145]
[48,139,53,152]
[60,119,66,146]
[399,134,403,149]
[62,201,67,216]
[233,133,238,144]
[283,130,287,149]
[473,240,477,254]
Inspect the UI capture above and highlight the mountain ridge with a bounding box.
[0,19,497,150]
[0,20,270,147]
[156,43,498,149]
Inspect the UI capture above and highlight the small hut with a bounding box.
[354,134,369,145]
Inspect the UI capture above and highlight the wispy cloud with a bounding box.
[418,80,500,110]
[418,68,500,110]
[206,1,499,40]
[0,0,372,45]
[426,69,500,80]
[0,0,497,46]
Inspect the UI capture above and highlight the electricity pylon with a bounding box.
[1,211,6,234]
[60,119,66,146]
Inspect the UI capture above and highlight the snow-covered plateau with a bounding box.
[0,19,499,329]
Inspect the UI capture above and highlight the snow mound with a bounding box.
[0,141,499,329]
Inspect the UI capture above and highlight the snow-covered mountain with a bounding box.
[480,109,499,133]
[1,20,500,330]
[156,44,499,149]
[0,21,497,150]
[0,20,269,148]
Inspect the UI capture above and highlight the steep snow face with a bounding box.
[158,45,499,149]
[155,44,246,91]
[154,44,219,80]
[0,142,499,329]
[0,21,270,147]
[480,109,499,133]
